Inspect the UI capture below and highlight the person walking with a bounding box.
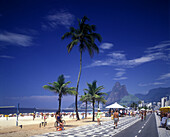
[96,108,103,125]
[144,111,146,120]
[33,113,35,120]
[113,109,119,129]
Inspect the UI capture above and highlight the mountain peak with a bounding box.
[115,82,121,87]
[106,82,129,105]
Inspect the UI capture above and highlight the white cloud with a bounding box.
[114,67,126,80]
[64,75,71,79]
[99,49,104,53]
[0,32,33,47]
[115,71,125,77]
[133,56,153,63]
[108,52,125,60]
[138,82,165,87]
[113,77,127,80]
[100,43,114,50]
[43,10,75,29]
[158,73,170,80]
[86,59,114,67]
[128,52,165,66]
[88,41,170,68]
[0,55,15,59]
[114,68,125,71]
[146,41,170,53]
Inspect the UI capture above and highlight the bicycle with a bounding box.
[54,117,66,127]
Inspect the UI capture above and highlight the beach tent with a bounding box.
[105,102,124,109]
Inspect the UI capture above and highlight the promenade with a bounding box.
[32,113,170,137]
[32,116,140,137]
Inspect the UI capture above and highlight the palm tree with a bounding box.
[62,16,102,120]
[79,92,91,118]
[84,80,106,121]
[130,102,138,110]
[43,74,76,113]
[96,96,107,109]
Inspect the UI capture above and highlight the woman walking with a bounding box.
[96,108,103,125]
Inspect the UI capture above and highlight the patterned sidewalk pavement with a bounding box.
[32,116,140,137]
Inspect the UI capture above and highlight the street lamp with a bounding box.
[16,103,19,126]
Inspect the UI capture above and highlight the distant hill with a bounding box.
[119,94,140,106]
[105,82,129,105]
[135,87,170,102]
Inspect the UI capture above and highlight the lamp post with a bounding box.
[16,103,19,126]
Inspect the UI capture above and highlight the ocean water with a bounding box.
[0,108,66,115]
[0,108,107,115]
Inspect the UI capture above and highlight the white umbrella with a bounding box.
[140,108,145,111]
[106,102,124,109]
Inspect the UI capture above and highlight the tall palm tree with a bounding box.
[62,16,102,120]
[43,74,76,113]
[96,96,107,109]
[79,92,91,119]
[84,80,106,121]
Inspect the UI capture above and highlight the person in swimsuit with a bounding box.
[55,111,63,130]
[113,109,119,129]
[96,108,103,125]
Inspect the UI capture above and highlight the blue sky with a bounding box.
[0,0,170,108]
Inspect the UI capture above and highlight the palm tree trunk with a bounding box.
[85,100,87,119]
[58,94,62,113]
[75,50,82,120]
[92,98,95,121]
[98,101,99,108]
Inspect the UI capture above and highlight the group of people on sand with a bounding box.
[37,109,120,131]
[97,108,119,129]
[54,108,120,130]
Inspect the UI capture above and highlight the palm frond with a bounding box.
[43,85,56,91]
[61,81,71,89]
[83,40,93,57]
[61,32,72,40]
[91,25,96,31]
[67,39,79,53]
[69,27,76,33]
[58,74,65,85]
[97,92,107,96]
[91,33,102,42]
[91,43,99,54]
[84,88,90,92]
[95,86,104,93]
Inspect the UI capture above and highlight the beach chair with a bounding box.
[161,117,167,127]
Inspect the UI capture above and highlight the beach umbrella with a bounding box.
[106,102,124,109]
[160,106,170,112]
[140,108,145,111]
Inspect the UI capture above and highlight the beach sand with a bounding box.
[0,115,110,137]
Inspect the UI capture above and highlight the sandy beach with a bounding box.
[0,114,110,137]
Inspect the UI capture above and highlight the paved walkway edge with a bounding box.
[155,112,170,137]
